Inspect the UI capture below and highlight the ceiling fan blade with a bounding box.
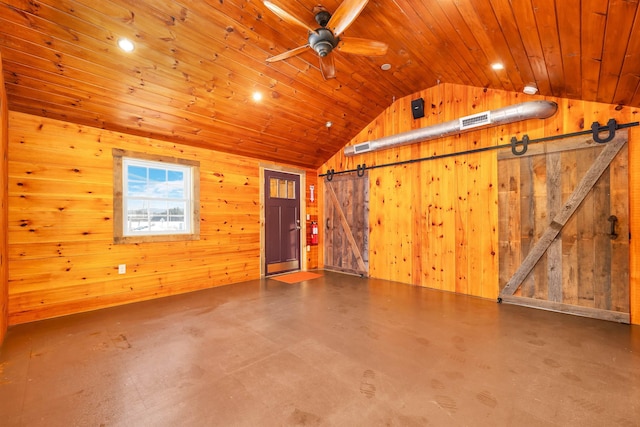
[327,0,369,37]
[319,55,336,80]
[263,1,318,34]
[266,44,310,62]
[338,37,388,56]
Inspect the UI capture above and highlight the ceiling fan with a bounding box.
[263,0,388,79]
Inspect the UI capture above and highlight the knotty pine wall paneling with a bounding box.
[320,83,640,325]
[1,53,9,344]
[305,174,319,270]
[7,112,316,324]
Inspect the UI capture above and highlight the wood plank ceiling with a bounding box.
[1,0,640,168]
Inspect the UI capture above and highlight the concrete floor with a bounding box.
[1,271,639,427]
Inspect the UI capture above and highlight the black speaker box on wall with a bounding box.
[411,97,425,119]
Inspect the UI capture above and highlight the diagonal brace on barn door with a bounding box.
[499,131,628,298]
[325,181,368,273]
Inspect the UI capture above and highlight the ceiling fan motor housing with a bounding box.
[308,28,338,57]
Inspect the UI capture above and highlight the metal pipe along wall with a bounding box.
[344,100,558,156]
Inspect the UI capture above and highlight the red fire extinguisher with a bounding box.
[311,221,319,245]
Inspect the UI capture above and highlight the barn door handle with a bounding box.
[326,218,330,229]
[608,215,618,240]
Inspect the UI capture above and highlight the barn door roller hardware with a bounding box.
[344,100,558,156]
[592,118,617,143]
[321,119,638,179]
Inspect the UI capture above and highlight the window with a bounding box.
[113,149,200,244]
[269,177,296,199]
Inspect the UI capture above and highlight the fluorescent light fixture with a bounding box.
[118,38,135,52]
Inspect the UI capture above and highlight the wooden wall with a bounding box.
[319,83,640,325]
[1,53,9,343]
[304,179,320,269]
[7,111,317,325]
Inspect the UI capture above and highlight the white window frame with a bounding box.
[113,149,200,244]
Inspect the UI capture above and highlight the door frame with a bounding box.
[259,164,307,277]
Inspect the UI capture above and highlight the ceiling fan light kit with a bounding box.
[263,0,389,80]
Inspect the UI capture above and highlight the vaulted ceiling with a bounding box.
[1,0,639,168]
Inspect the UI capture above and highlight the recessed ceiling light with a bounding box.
[491,62,504,70]
[381,63,391,71]
[252,91,263,102]
[325,121,332,128]
[118,38,135,52]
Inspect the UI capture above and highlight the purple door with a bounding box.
[265,170,301,275]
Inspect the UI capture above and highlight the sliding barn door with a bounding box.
[498,132,630,323]
[324,174,369,276]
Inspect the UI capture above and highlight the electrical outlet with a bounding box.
[118,264,126,274]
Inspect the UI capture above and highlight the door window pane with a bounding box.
[287,180,295,199]
[269,177,297,199]
[270,178,279,198]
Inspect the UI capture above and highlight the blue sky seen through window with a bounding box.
[127,166,185,199]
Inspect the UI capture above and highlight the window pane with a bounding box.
[168,170,183,182]
[127,199,145,212]
[270,178,279,198]
[127,181,146,197]
[126,199,149,232]
[287,180,295,199]
[167,202,187,231]
[128,165,147,182]
[167,170,185,199]
[279,180,287,199]
[149,168,166,182]
[127,165,147,197]
[149,199,167,218]
[167,203,185,217]
[167,184,184,199]
[147,168,166,198]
